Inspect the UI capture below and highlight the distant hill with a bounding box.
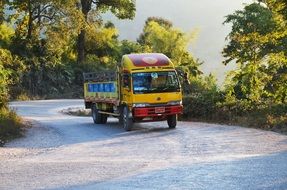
[103,0,253,85]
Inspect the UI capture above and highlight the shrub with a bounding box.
[0,107,24,146]
[181,75,286,134]
[181,74,223,120]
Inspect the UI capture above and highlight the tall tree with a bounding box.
[77,0,136,64]
[138,17,173,44]
[223,3,277,65]
[263,0,287,103]
[138,17,202,77]
[9,0,81,40]
[223,2,287,103]
[3,0,81,96]
[84,20,121,69]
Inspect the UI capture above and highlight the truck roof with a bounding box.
[121,53,174,71]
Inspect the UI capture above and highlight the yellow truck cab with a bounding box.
[84,53,183,131]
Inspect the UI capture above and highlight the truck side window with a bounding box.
[122,74,130,89]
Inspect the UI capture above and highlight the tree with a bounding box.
[138,17,202,77]
[138,17,173,44]
[2,1,82,97]
[223,3,277,65]
[8,0,82,40]
[77,0,136,64]
[223,2,287,103]
[84,20,121,69]
[0,51,11,108]
[262,0,287,103]
[119,40,142,55]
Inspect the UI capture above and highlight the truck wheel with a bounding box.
[101,114,108,124]
[167,115,177,129]
[118,107,123,124]
[92,105,102,124]
[122,106,133,131]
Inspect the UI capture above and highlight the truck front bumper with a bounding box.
[133,105,183,118]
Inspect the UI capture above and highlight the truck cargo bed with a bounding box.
[84,71,119,106]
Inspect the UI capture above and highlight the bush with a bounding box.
[181,74,286,134]
[182,92,222,120]
[215,100,287,132]
[181,74,223,120]
[0,107,24,146]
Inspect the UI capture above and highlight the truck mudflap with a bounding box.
[133,105,182,118]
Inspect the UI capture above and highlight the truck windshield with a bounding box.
[132,71,180,94]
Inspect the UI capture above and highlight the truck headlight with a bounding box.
[167,100,182,105]
[133,103,150,108]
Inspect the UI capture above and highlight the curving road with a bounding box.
[1,99,287,190]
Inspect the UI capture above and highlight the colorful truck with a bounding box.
[83,53,183,131]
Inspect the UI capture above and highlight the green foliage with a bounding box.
[0,41,24,107]
[0,0,4,24]
[138,17,202,78]
[0,60,10,108]
[210,1,287,132]
[0,23,14,48]
[138,17,173,44]
[96,0,136,19]
[223,2,287,104]
[85,21,120,69]
[180,1,287,133]
[119,40,142,55]
[8,0,83,39]
[264,0,287,21]
[139,19,190,64]
[0,23,13,108]
[182,74,223,120]
[0,28,24,143]
[77,0,136,63]
[1,0,80,97]
[216,100,286,131]
[0,107,24,146]
[264,52,287,103]
[223,3,276,65]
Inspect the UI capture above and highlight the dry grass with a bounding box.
[0,107,26,146]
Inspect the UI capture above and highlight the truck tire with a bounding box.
[92,105,102,124]
[118,107,123,124]
[122,106,133,131]
[167,115,177,129]
[101,114,108,124]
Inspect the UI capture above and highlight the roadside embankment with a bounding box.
[0,107,27,146]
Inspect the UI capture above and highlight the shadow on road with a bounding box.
[44,151,287,190]
[5,117,176,148]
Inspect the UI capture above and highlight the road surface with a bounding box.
[1,99,287,190]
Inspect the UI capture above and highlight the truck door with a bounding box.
[121,73,132,104]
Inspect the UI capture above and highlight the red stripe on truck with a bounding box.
[133,105,182,117]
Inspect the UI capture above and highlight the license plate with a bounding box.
[155,107,165,113]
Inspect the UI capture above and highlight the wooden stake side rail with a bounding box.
[84,96,120,106]
[83,71,117,82]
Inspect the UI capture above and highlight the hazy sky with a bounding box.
[104,0,254,84]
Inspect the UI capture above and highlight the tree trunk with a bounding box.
[77,0,92,64]
[77,29,86,64]
[27,0,33,39]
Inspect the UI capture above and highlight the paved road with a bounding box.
[1,99,287,190]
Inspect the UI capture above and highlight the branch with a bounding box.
[39,4,53,14]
